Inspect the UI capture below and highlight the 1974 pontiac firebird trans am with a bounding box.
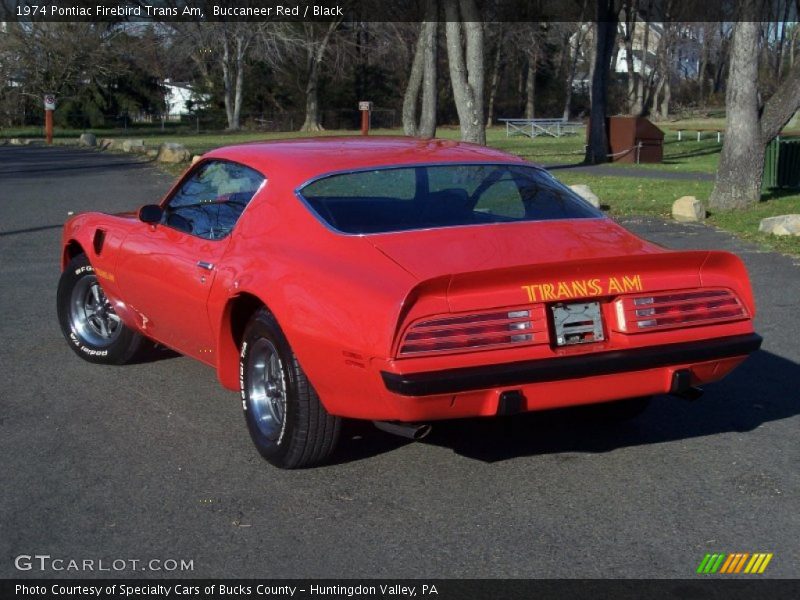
[58,137,762,468]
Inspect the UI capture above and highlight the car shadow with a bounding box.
[332,349,800,465]
[128,343,181,365]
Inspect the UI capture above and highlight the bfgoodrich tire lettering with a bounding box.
[240,308,341,469]
[57,255,145,365]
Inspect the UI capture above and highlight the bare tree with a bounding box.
[444,0,485,144]
[2,22,116,100]
[585,0,620,164]
[562,21,591,120]
[709,1,800,210]
[485,22,503,127]
[167,21,267,130]
[300,21,341,132]
[621,0,640,114]
[402,1,439,138]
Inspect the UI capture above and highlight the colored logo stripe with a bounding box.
[697,553,773,574]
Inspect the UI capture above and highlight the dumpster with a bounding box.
[763,136,800,190]
[597,116,664,163]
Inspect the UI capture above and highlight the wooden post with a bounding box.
[358,101,372,135]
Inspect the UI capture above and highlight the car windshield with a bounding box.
[298,164,601,234]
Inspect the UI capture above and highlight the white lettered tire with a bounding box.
[240,308,341,468]
[57,255,145,364]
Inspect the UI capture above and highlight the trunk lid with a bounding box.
[365,219,708,312]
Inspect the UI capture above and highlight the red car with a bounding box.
[58,137,762,468]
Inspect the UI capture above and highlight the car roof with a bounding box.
[203,136,529,185]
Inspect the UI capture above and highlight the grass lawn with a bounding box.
[4,119,799,256]
[551,172,800,257]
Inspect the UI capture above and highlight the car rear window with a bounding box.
[298,164,601,234]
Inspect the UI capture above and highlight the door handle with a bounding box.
[197,261,215,271]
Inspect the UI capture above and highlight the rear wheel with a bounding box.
[240,308,341,469]
[57,255,145,364]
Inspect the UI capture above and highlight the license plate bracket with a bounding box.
[551,301,605,346]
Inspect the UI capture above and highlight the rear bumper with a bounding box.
[381,333,762,397]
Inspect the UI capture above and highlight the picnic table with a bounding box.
[499,118,585,138]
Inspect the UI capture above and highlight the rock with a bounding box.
[568,184,601,208]
[759,214,800,236]
[191,154,203,165]
[156,142,191,163]
[146,148,158,158]
[78,132,97,147]
[9,138,23,145]
[121,139,145,153]
[24,139,45,146]
[672,196,705,222]
[98,138,115,150]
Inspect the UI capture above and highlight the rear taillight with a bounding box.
[614,288,747,333]
[399,306,547,356]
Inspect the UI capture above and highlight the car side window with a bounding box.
[163,160,265,240]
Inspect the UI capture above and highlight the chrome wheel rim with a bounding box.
[247,339,286,441]
[69,276,121,347]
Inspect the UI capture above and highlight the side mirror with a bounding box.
[139,204,163,224]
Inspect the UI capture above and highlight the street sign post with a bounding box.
[359,101,372,136]
[43,94,56,145]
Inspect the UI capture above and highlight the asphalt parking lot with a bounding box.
[1,145,798,579]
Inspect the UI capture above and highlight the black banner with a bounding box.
[1,0,798,23]
[3,579,800,600]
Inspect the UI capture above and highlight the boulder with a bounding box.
[568,184,601,208]
[146,148,158,158]
[9,138,23,145]
[759,214,800,236]
[672,196,705,222]
[78,133,97,147]
[98,138,115,150]
[156,142,191,163]
[191,154,203,165]
[121,139,145,153]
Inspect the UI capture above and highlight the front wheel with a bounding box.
[240,308,341,469]
[57,255,145,364]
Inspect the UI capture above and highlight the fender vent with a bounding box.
[92,229,106,255]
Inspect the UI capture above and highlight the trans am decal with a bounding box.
[521,274,643,302]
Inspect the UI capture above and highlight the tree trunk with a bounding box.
[709,20,762,210]
[221,35,236,130]
[486,33,502,127]
[403,10,439,138]
[585,1,618,164]
[660,76,670,120]
[710,5,800,212]
[418,17,438,138]
[635,18,650,116]
[562,25,583,121]
[623,1,639,114]
[444,0,485,145]
[402,27,426,136]
[524,47,537,119]
[697,24,710,105]
[301,22,338,132]
[232,35,245,130]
